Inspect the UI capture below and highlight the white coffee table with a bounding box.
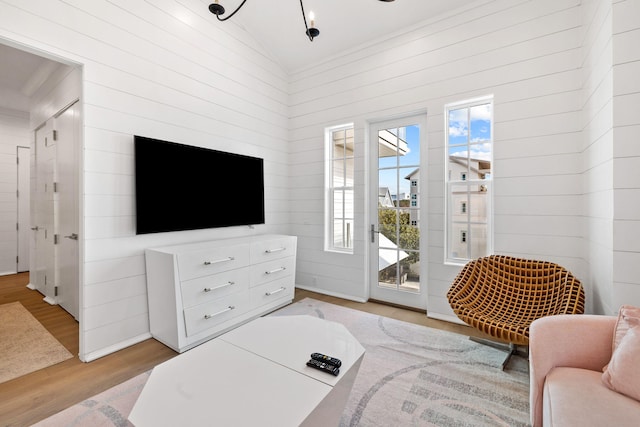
[128,315,365,426]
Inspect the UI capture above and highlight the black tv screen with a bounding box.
[134,135,265,234]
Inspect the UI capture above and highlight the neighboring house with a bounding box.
[378,187,394,208]
[448,156,490,260]
[404,168,420,227]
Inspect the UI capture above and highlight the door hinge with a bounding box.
[16,189,19,198]
[16,255,19,264]
[16,222,19,231]
[45,275,47,285]
[53,182,58,192]
[53,130,58,141]
[54,286,58,297]
[54,234,59,244]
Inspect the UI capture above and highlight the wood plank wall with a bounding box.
[288,0,589,319]
[0,0,290,361]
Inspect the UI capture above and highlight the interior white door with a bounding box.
[33,120,57,301]
[17,146,30,272]
[368,113,428,309]
[55,102,79,319]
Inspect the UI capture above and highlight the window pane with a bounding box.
[333,190,344,217]
[345,128,354,154]
[398,125,419,168]
[345,157,354,187]
[448,108,468,146]
[344,190,354,218]
[332,159,344,186]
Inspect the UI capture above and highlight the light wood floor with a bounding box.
[0,273,482,426]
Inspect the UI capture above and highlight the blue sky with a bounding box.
[448,103,492,161]
[378,125,420,198]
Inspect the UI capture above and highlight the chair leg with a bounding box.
[469,337,524,370]
[501,343,517,371]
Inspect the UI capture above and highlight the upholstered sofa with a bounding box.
[529,312,640,427]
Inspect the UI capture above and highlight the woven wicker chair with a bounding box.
[447,255,585,369]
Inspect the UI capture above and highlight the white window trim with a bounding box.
[444,95,494,265]
[325,123,355,254]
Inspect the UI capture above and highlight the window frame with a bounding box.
[444,96,494,265]
[325,123,355,254]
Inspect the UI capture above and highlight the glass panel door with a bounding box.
[369,114,427,309]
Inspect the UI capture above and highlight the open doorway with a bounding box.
[0,40,81,320]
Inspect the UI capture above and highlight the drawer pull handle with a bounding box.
[204,281,235,292]
[265,287,286,296]
[265,247,286,254]
[203,256,235,266]
[265,267,286,275]
[204,306,235,319]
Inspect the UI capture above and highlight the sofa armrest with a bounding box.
[529,314,616,427]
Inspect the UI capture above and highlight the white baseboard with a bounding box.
[26,282,36,290]
[80,332,153,363]
[427,311,467,325]
[295,285,367,303]
[43,296,58,305]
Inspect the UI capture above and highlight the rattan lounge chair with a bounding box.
[447,255,585,369]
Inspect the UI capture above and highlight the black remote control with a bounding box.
[310,352,342,368]
[306,359,340,376]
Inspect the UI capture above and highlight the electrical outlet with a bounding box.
[312,276,318,286]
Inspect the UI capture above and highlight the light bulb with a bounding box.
[309,11,315,28]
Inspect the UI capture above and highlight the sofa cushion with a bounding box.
[543,367,640,427]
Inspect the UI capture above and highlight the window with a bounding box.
[325,124,354,252]
[445,96,493,263]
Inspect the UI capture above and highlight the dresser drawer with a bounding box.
[250,256,295,287]
[250,277,294,308]
[251,237,296,263]
[183,293,248,337]
[177,244,250,281]
[180,268,250,309]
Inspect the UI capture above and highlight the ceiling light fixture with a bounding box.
[209,0,320,42]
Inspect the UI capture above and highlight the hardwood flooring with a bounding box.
[0,273,482,426]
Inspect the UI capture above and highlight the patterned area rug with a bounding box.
[0,302,73,384]
[35,298,530,426]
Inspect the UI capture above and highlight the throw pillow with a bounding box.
[602,307,640,402]
[611,305,640,352]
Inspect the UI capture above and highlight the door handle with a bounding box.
[370,224,380,243]
[64,233,79,240]
[31,226,39,231]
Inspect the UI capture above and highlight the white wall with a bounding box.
[0,0,290,361]
[0,107,29,275]
[582,0,614,315]
[611,0,640,312]
[290,0,587,319]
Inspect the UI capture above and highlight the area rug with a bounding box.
[34,298,530,426]
[0,301,74,384]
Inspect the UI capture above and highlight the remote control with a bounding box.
[310,352,342,368]
[306,359,340,376]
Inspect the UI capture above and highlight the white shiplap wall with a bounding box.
[611,0,640,312]
[0,0,290,361]
[289,0,587,319]
[0,107,29,275]
[581,0,613,315]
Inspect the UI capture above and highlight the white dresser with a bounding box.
[145,234,296,352]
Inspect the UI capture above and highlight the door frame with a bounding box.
[365,110,428,310]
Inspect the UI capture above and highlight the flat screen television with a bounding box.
[134,135,265,234]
